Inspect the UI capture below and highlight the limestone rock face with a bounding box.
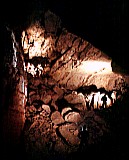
[20,9,129,92]
[1,28,26,156]
[2,8,129,160]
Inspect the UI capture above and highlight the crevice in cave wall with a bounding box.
[1,9,129,160]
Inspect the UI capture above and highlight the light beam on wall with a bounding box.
[79,60,112,74]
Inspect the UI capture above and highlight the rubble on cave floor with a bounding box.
[1,9,129,160]
[23,66,129,159]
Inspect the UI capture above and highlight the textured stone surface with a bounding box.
[1,9,129,160]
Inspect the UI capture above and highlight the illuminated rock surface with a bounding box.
[1,8,129,160]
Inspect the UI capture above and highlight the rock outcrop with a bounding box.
[1,9,129,160]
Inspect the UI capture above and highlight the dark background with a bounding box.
[1,0,128,72]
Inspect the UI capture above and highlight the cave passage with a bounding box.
[1,10,129,160]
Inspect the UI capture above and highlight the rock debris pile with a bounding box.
[23,69,123,159]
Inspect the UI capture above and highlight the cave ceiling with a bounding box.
[1,0,128,91]
[16,5,128,91]
[1,0,127,69]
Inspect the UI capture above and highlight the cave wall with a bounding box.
[1,28,27,158]
[21,10,129,91]
[1,7,129,160]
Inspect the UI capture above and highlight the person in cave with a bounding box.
[78,125,89,151]
[90,94,95,110]
[85,96,91,111]
[101,94,107,108]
